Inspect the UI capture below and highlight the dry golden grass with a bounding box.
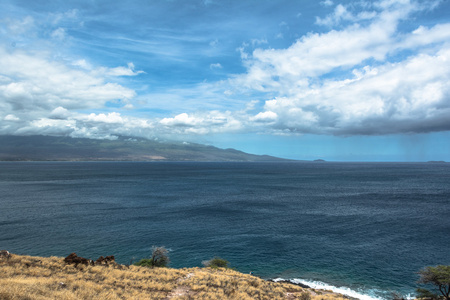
[0,254,351,300]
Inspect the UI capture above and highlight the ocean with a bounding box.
[1,161,449,299]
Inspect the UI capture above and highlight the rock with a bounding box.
[0,250,11,259]
[95,255,115,265]
[268,279,311,289]
[64,253,90,267]
[64,253,115,267]
[95,256,104,264]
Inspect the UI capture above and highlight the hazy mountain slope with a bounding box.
[0,135,287,162]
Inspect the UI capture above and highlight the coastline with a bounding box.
[1,162,445,299]
[271,278,387,300]
[1,252,361,300]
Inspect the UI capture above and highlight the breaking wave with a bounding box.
[272,278,389,300]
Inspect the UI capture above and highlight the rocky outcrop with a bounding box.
[64,253,92,267]
[95,255,115,265]
[0,250,11,260]
[64,253,116,267]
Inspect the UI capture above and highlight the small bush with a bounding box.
[299,291,312,300]
[134,246,169,268]
[134,258,154,268]
[202,257,229,269]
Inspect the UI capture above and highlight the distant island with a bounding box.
[0,135,290,162]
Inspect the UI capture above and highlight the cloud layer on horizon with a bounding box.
[1,0,450,141]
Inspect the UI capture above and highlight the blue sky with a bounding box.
[1,0,450,161]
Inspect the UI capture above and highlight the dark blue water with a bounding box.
[1,162,449,299]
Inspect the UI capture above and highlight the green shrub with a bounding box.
[134,246,169,268]
[417,265,450,300]
[134,258,154,267]
[202,257,229,269]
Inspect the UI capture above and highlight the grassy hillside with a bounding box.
[0,135,288,162]
[0,253,350,300]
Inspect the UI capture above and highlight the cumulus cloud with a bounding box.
[0,43,146,139]
[159,111,242,135]
[226,0,450,136]
[84,112,125,124]
[250,111,278,123]
[261,49,450,135]
[160,113,199,127]
[0,48,136,113]
[1,0,449,141]
[49,107,71,119]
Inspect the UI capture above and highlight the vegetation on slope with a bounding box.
[0,253,350,300]
[417,265,450,300]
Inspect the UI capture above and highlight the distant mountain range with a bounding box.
[0,135,289,162]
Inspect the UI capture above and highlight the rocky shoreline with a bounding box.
[1,251,356,300]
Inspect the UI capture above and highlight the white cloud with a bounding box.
[71,61,145,77]
[7,16,34,35]
[51,27,66,40]
[18,118,78,136]
[316,4,377,26]
[250,111,278,123]
[122,103,134,110]
[257,48,450,135]
[223,0,450,136]
[101,62,145,77]
[210,63,223,69]
[31,118,76,129]
[50,107,71,119]
[159,111,242,135]
[4,114,20,121]
[0,47,136,113]
[84,112,125,124]
[402,23,450,49]
[69,128,119,140]
[320,0,334,7]
[234,13,402,92]
[0,45,145,139]
[127,0,449,139]
[50,9,79,25]
[160,113,201,127]
[72,59,92,70]
[251,39,268,46]
[1,0,449,142]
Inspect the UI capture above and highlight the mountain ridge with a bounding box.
[0,135,290,162]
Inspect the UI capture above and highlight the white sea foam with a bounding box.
[272,278,386,300]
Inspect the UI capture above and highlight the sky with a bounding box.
[1,0,450,161]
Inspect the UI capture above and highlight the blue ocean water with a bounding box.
[1,162,449,299]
